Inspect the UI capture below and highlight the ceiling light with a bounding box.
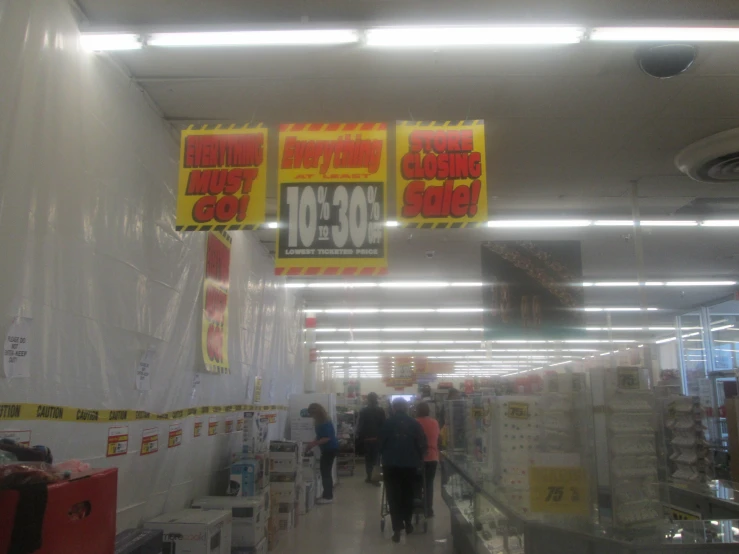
[148,30,359,47]
[656,337,677,344]
[81,33,142,51]
[266,221,279,229]
[287,281,483,289]
[641,220,698,227]
[702,220,739,227]
[666,281,736,287]
[593,282,640,287]
[487,219,591,228]
[309,307,485,314]
[593,220,634,226]
[385,220,400,227]
[591,27,739,42]
[366,26,585,47]
[583,307,658,312]
[379,281,449,288]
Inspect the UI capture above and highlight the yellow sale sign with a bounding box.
[275,123,388,276]
[396,120,487,228]
[529,466,588,515]
[176,124,268,231]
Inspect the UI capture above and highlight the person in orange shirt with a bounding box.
[416,402,440,517]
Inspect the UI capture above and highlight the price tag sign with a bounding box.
[168,422,183,448]
[140,428,159,455]
[617,366,640,390]
[236,417,244,431]
[106,426,129,457]
[208,416,218,436]
[529,466,588,515]
[225,417,234,434]
[275,123,388,276]
[194,417,203,437]
[506,402,530,419]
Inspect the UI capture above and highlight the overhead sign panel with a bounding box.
[176,124,267,231]
[396,120,487,228]
[275,123,388,276]
[481,241,584,341]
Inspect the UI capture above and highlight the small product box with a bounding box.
[192,496,264,548]
[243,411,270,454]
[269,453,299,473]
[144,509,232,554]
[114,529,163,554]
[297,481,315,515]
[229,458,266,497]
[274,510,294,533]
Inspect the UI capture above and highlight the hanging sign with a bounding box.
[396,120,487,228]
[481,241,584,341]
[176,124,267,231]
[275,123,388,276]
[384,356,415,388]
[202,231,231,374]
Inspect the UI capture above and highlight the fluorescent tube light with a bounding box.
[81,33,141,51]
[656,337,677,344]
[593,220,634,226]
[266,221,279,229]
[583,307,658,312]
[149,30,359,47]
[385,220,400,227]
[366,26,585,47]
[702,220,739,227]
[488,219,591,228]
[642,220,698,227]
[666,281,736,286]
[591,27,739,43]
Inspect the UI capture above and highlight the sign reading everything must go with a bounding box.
[176,124,268,231]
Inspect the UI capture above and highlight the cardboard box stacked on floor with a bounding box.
[268,440,302,549]
[142,410,271,554]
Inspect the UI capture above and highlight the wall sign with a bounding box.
[176,124,267,231]
[275,123,388,276]
[396,120,487,228]
[202,231,231,374]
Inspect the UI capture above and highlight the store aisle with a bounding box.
[275,474,452,554]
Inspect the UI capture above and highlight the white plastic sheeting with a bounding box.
[0,0,303,529]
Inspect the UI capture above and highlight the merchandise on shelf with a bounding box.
[336,407,356,476]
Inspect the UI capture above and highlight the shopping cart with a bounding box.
[380,464,429,534]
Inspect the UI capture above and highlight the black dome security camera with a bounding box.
[637,44,697,79]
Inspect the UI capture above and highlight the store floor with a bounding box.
[275,473,453,554]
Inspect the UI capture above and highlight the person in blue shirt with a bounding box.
[380,398,427,542]
[305,403,339,504]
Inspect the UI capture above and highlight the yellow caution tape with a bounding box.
[0,403,287,423]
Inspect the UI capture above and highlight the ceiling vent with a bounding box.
[675,128,739,183]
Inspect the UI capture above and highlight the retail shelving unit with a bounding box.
[336,406,356,477]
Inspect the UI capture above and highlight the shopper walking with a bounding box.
[379,398,427,543]
[357,392,386,485]
[416,402,440,517]
[305,403,339,504]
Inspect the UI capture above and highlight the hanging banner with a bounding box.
[202,231,231,374]
[396,120,487,228]
[481,241,584,341]
[176,124,268,231]
[384,356,416,388]
[275,123,388,276]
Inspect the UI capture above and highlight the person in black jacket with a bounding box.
[357,392,386,485]
[380,398,427,543]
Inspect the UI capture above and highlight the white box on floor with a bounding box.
[191,496,265,548]
[269,452,299,473]
[274,510,294,533]
[297,481,315,515]
[232,536,267,554]
[144,509,232,554]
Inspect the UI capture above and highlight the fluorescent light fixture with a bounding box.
[366,26,585,47]
[549,361,572,367]
[666,281,736,287]
[593,282,640,287]
[593,220,634,226]
[656,337,677,344]
[81,33,141,51]
[585,326,675,331]
[642,220,698,227]
[379,281,449,288]
[266,221,279,229]
[488,219,591,228]
[451,282,485,287]
[583,307,658,312]
[702,220,739,227]
[310,307,485,314]
[385,220,400,227]
[591,27,739,43]
[148,30,359,47]
[287,281,483,289]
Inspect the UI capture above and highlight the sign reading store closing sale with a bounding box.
[275,123,388,276]
[176,124,267,231]
[396,120,487,228]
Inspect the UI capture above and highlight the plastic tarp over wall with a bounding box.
[0,0,303,528]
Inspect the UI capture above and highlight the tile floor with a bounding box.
[274,473,453,554]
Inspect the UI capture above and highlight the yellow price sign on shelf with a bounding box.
[529,466,588,515]
[506,402,530,419]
